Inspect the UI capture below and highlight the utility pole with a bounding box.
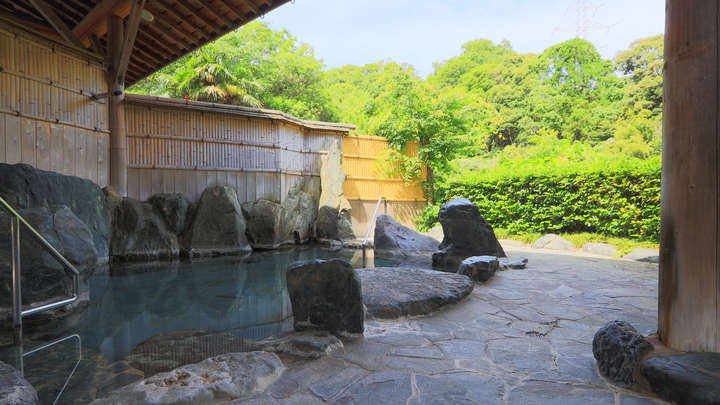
[553,0,610,39]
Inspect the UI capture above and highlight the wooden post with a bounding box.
[659,0,719,352]
[107,14,127,195]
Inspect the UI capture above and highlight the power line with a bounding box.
[553,0,612,39]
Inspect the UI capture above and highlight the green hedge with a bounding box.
[423,165,661,242]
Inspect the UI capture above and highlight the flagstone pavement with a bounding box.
[232,247,669,405]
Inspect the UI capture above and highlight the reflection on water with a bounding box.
[2,246,406,404]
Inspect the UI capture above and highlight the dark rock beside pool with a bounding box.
[374,214,439,254]
[109,198,179,261]
[0,206,97,306]
[593,319,654,386]
[458,256,499,283]
[247,183,317,250]
[181,186,251,257]
[641,353,720,405]
[432,198,506,269]
[148,193,193,235]
[124,329,253,377]
[0,163,111,261]
[0,361,38,405]
[357,267,474,319]
[286,258,364,337]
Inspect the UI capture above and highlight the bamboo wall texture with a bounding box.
[343,134,427,234]
[0,21,109,186]
[123,97,347,203]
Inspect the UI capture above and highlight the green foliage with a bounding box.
[362,63,499,195]
[129,22,336,121]
[425,157,660,241]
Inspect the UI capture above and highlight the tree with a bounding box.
[129,22,337,121]
[429,38,513,89]
[614,34,664,115]
[364,63,498,201]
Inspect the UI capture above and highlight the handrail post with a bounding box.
[11,214,22,345]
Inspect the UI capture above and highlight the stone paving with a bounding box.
[231,247,669,405]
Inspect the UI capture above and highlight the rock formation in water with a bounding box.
[374,214,439,254]
[0,163,111,261]
[286,258,363,337]
[316,141,355,243]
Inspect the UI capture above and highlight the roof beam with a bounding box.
[193,0,233,28]
[174,0,221,32]
[156,0,210,39]
[72,0,126,42]
[27,0,86,48]
[90,33,105,57]
[116,0,146,84]
[239,0,260,15]
[145,18,193,50]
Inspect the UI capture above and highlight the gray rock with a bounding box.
[148,194,192,235]
[592,320,654,386]
[431,198,506,269]
[374,215,439,254]
[90,352,283,405]
[253,330,343,359]
[532,234,576,251]
[641,353,720,405]
[240,202,254,222]
[357,267,474,319]
[247,184,317,250]
[109,197,179,261]
[500,239,526,247]
[582,243,618,256]
[623,248,660,263]
[499,258,528,270]
[0,206,97,306]
[102,186,123,218]
[422,225,444,241]
[458,256,499,283]
[286,259,363,337]
[182,186,251,257]
[0,361,38,405]
[316,140,354,242]
[0,163,111,261]
[124,329,252,377]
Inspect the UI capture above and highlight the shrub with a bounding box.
[421,160,660,242]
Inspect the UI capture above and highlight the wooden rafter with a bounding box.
[72,0,125,41]
[194,0,232,27]
[134,32,172,60]
[219,1,245,22]
[27,0,86,48]
[137,24,180,54]
[155,0,210,39]
[145,18,193,50]
[89,33,105,57]
[116,0,145,83]
[239,0,260,15]
[174,0,221,31]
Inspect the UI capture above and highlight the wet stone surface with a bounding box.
[260,248,669,405]
[357,267,474,319]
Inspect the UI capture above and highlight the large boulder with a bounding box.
[0,206,97,306]
[374,214,439,254]
[0,163,111,261]
[182,186,251,257]
[286,258,363,337]
[247,183,317,250]
[531,234,576,251]
[431,198,505,269]
[316,141,355,242]
[148,194,192,236]
[592,320,654,386]
[0,361,38,405]
[124,329,252,377]
[89,352,283,405]
[109,198,179,261]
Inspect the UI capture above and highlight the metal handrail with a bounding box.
[363,197,387,247]
[16,334,82,405]
[0,197,80,345]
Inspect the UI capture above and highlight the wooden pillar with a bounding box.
[106,14,127,196]
[659,0,720,352]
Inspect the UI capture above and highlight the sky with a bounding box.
[264,0,665,78]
